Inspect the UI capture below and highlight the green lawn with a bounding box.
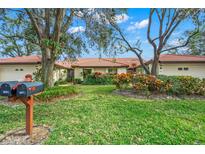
[0,85,205,144]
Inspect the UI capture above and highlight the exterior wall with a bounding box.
[94,68,107,73]
[53,67,68,82]
[117,67,127,74]
[0,64,40,81]
[74,67,83,80]
[158,63,205,78]
[0,64,68,82]
[73,67,128,80]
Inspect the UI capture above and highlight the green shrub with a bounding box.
[36,85,77,101]
[158,75,205,95]
[54,79,68,86]
[83,72,114,85]
[73,78,82,84]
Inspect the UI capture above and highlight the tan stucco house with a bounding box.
[144,54,205,79]
[2,54,203,82]
[66,58,140,80]
[0,56,141,82]
[0,56,69,82]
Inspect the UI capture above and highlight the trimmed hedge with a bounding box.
[73,78,82,84]
[83,72,114,85]
[54,79,68,86]
[36,85,77,101]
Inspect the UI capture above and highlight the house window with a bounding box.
[83,69,92,79]
[15,69,19,71]
[178,67,183,71]
[108,68,117,74]
[20,68,24,71]
[184,67,189,71]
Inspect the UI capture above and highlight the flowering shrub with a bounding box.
[114,73,205,96]
[158,75,205,95]
[114,73,133,89]
[132,74,172,94]
[83,72,114,85]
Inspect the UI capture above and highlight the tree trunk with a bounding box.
[151,53,159,76]
[138,58,150,75]
[41,48,55,88]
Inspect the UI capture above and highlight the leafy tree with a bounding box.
[0,10,40,57]
[186,26,205,55]
[109,8,201,75]
[0,9,120,87]
[168,9,205,56]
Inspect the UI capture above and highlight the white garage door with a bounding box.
[0,64,39,82]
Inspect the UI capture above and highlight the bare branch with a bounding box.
[161,30,199,52]
[147,9,157,52]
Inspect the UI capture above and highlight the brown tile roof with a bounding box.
[70,58,140,68]
[0,56,71,69]
[159,54,205,62]
[0,56,141,69]
[0,55,42,64]
[105,58,141,68]
[55,61,72,69]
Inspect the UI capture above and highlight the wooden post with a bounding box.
[25,96,34,136]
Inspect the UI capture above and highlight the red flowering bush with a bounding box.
[94,72,103,77]
[114,73,133,89]
[132,74,172,93]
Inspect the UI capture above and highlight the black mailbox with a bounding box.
[16,82,44,97]
[0,81,18,96]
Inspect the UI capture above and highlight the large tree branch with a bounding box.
[24,9,43,40]
[162,9,179,39]
[62,9,74,33]
[147,9,157,52]
[158,9,166,51]
[53,9,65,42]
[45,9,50,38]
[162,21,181,47]
[161,30,199,52]
[109,19,150,74]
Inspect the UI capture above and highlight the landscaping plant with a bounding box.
[114,73,205,96]
[36,85,77,101]
[83,72,114,85]
[158,75,205,96]
[114,73,133,89]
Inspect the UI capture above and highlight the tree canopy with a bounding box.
[0,8,124,87]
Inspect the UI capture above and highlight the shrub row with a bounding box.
[114,73,205,96]
[158,75,205,95]
[54,79,68,86]
[83,72,114,85]
[36,85,77,101]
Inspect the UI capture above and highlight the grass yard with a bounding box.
[0,85,205,144]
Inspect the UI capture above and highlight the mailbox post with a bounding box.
[19,96,34,136]
[0,79,44,136]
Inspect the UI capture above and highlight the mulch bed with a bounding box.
[113,89,205,100]
[0,125,51,145]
